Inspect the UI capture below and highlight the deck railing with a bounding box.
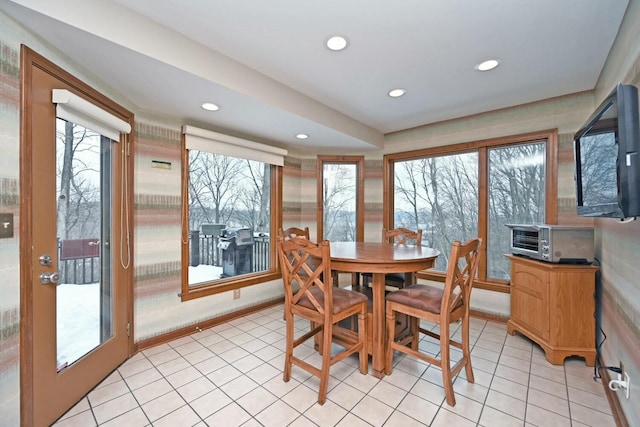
[57,232,271,284]
[57,239,101,285]
[189,231,270,272]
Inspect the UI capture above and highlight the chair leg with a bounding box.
[318,321,333,405]
[385,306,396,375]
[462,314,474,383]
[313,320,322,353]
[363,274,371,287]
[410,317,419,350]
[331,270,339,287]
[440,321,455,406]
[283,311,294,382]
[358,310,368,374]
[352,272,361,287]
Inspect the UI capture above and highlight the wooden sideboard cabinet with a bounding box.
[506,254,599,366]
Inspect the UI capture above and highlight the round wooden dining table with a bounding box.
[330,241,440,378]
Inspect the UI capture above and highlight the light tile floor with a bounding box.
[54,304,616,426]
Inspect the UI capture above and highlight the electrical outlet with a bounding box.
[233,289,241,299]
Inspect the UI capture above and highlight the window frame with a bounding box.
[317,156,365,242]
[384,129,558,293]
[180,140,283,301]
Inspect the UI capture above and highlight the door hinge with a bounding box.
[126,322,130,337]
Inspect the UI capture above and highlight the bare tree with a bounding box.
[56,121,101,240]
[394,161,422,231]
[394,153,479,270]
[488,143,545,278]
[238,160,270,233]
[323,164,356,241]
[188,151,273,237]
[394,143,545,278]
[579,133,617,205]
[188,151,244,229]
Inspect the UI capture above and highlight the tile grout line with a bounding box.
[55,307,615,427]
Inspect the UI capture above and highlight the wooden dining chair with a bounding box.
[362,227,423,289]
[384,237,482,406]
[277,235,368,404]
[281,226,310,240]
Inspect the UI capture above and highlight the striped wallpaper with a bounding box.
[1,4,640,424]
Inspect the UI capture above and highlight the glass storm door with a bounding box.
[55,119,113,371]
[23,49,131,427]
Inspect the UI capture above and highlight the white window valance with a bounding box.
[182,125,288,166]
[52,89,132,141]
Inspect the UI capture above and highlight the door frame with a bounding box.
[19,45,135,427]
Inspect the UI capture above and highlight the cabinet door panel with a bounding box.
[550,271,596,347]
[511,265,549,340]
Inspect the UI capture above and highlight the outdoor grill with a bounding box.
[218,227,254,277]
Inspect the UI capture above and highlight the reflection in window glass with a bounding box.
[488,142,545,279]
[579,132,617,206]
[188,150,271,286]
[322,163,356,242]
[394,152,479,271]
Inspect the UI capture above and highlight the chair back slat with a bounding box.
[383,227,423,245]
[280,226,310,240]
[442,238,482,315]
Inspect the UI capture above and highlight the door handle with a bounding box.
[40,272,60,285]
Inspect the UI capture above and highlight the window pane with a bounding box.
[323,163,357,241]
[488,142,546,279]
[55,119,113,370]
[394,152,478,272]
[188,150,271,286]
[579,132,617,206]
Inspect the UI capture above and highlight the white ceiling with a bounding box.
[0,0,630,153]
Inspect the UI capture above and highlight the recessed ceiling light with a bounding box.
[326,35,349,51]
[388,88,406,98]
[201,102,219,111]
[474,59,501,71]
[296,133,309,139]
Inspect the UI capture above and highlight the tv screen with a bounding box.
[574,84,640,219]
[576,103,619,211]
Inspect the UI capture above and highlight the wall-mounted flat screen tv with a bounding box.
[574,83,640,219]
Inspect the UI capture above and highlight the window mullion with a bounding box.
[478,147,489,282]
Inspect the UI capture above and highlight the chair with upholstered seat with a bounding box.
[362,227,423,289]
[384,238,482,406]
[277,235,368,405]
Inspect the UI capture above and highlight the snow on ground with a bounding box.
[189,264,222,284]
[56,283,100,369]
[56,264,223,369]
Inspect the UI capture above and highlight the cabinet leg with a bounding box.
[507,321,517,336]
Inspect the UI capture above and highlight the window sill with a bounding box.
[417,271,510,293]
[180,271,281,301]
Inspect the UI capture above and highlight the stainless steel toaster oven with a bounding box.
[505,224,594,264]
